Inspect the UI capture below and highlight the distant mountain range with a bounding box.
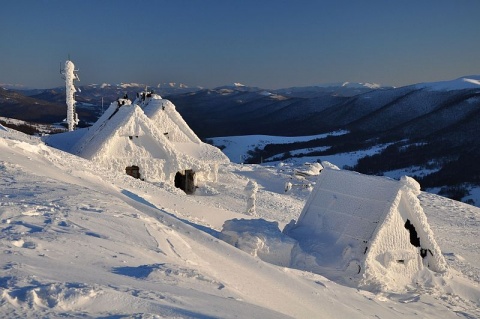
[166,76,480,203]
[0,82,199,126]
[1,76,480,204]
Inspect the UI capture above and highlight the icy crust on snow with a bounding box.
[284,168,447,291]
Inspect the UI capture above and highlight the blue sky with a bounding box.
[1,0,479,89]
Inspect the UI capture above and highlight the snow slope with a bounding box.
[1,127,479,318]
[211,131,348,164]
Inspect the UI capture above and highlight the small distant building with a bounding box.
[45,92,228,194]
[284,167,447,291]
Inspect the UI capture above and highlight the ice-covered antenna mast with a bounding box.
[60,58,80,131]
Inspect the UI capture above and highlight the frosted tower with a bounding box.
[61,60,80,131]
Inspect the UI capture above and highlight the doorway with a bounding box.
[175,170,196,194]
[126,165,141,179]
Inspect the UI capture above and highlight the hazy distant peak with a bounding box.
[0,83,29,90]
[461,76,480,87]
[416,75,480,91]
[156,82,190,89]
[90,83,145,89]
[118,83,144,88]
[341,82,382,89]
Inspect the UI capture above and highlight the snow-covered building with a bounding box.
[142,97,201,144]
[284,167,447,291]
[45,93,228,193]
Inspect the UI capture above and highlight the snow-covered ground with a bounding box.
[210,132,394,169]
[0,117,65,135]
[1,126,479,318]
[210,131,348,164]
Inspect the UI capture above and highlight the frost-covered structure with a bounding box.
[45,92,228,192]
[284,167,447,291]
[244,180,258,216]
[62,60,80,131]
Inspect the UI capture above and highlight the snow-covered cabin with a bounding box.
[44,93,228,193]
[284,167,447,291]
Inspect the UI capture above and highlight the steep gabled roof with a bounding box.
[72,103,174,162]
[293,168,400,264]
[143,97,201,143]
[142,96,228,164]
[286,167,447,289]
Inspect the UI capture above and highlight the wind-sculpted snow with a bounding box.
[1,127,480,318]
[2,282,98,311]
[220,218,297,267]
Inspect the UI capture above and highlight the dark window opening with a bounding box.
[404,219,435,260]
[404,219,420,247]
[397,260,405,264]
[126,165,141,179]
[420,248,433,258]
[175,170,196,194]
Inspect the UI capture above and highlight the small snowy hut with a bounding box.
[284,167,447,291]
[45,93,228,193]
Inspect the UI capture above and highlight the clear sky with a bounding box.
[1,0,479,89]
